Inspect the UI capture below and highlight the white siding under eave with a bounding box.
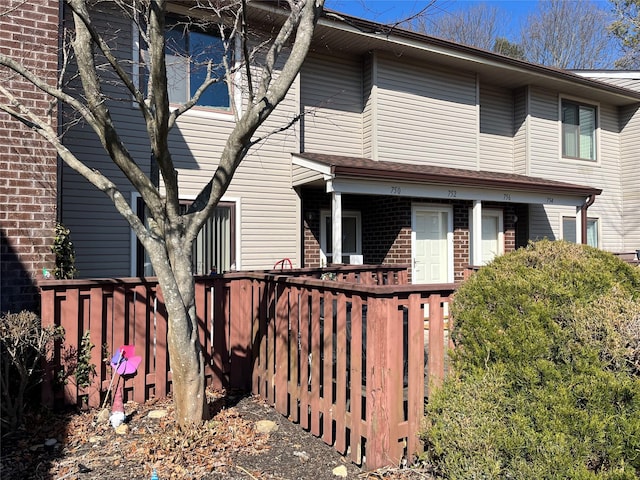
[620,103,640,250]
[374,56,478,168]
[300,52,363,157]
[479,84,514,173]
[527,87,626,251]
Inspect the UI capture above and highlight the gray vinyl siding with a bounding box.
[300,53,363,157]
[61,5,150,278]
[374,56,478,168]
[479,85,514,173]
[620,103,640,250]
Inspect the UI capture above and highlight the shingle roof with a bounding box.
[294,152,602,197]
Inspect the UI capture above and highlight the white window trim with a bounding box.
[130,20,241,121]
[468,208,504,265]
[561,213,600,248]
[130,192,242,275]
[411,204,454,284]
[558,95,601,165]
[319,209,362,266]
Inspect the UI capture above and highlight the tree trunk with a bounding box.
[148,235,207,425]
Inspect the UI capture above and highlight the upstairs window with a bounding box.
[141,18,231,110]
[562,100,596,161]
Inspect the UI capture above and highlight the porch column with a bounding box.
[575,206,584,244]
[332,191,342,264]
[472,200,483,266]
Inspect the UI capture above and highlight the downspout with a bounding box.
[581,194,596,244]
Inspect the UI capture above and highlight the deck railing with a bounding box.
[40,265,455,470]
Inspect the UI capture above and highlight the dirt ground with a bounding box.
[1,391,437,480]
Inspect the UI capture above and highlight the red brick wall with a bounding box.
[0,0,60,313]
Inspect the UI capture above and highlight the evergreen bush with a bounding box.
[422,240,640,479]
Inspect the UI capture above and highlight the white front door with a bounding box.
[412,206,453,284]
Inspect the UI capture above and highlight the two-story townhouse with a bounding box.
[53,3,640,284]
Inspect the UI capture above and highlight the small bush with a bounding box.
[52,222,77,279]
[0,311,64,431]
[422,240,640,479]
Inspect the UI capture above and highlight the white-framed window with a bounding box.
[469,208,504,265]
[320,210,362,265]
[139,16,231,110]
[561,99,597,161]
[134,197,236,276]
[562,216,599,247]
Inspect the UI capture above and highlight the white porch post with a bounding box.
[332,191,342,264]
[575,206,584,244]
[472,200,483,266]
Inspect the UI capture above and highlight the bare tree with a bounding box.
[520,0,616,68]
[408,3,502,51]
[609,0,640,68]
[0,0,324,425]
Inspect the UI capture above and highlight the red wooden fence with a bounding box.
[39,265,455,470]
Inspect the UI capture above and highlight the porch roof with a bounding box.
[292,152,602,206]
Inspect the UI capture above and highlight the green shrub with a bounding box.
[422,240,640,479]
[52,222,77,279]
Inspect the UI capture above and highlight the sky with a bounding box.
[323,0,613,43]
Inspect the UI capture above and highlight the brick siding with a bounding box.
[0,0,60,313]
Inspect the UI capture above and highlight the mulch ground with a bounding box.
[1,390,437,480]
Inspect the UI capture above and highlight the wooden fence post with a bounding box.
[40,287,56,407]
[428,294,444,389]
[365,296,404,470]
[230,279,253,391]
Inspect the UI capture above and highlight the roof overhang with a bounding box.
[292,152,602,208]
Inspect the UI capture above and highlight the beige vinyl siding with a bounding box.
[300,53,363,157]
[479,85,514,173]
[513,87,528,175]
[374,56,478,168]
[174,64,302,270]
[620,103,640,249]
[168,114,236,191]
[61,5,150,278]
[527,88,626,251]
[236,61,301,269]
[362,54,374,158]
[529,204,560,241]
